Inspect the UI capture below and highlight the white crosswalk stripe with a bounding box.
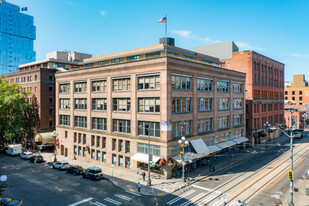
[166,190,196,205]
[196,195,215,206]
[179,193,206,206]
[114,194,132,201]
[93,202,106,206]
[104,197,122,205]
[126,190,141,196]
[227,201,237,206]
[212,198,226,206]
[67,198,93,206]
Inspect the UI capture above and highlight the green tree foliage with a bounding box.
[0,76,30,145]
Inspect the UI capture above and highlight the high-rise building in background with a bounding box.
[0,0,36,75]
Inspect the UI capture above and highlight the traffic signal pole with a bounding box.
[290,131,294,206]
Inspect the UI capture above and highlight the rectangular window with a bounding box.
[127,55,140,62]
[78,146,81,156]
[137,143,161,156]
[59,115,70,126]
[113,119,131,134]
[74,98,87,110]
[113,78,130,91]
[74,116,87,128]
[92,98,107,111]
[138,98,160,113]
[184,56,194,60]
[217,98,229,110]
[112,139,116,151]
[125,141,130,153]
[74,82,87,93]
[167,52,179,57]
[233,98,243,109]
[119,140,123,152]
[113,98,131,112]
[197,78,213,92]
[74,145,77,155]
[299,91,303,95]
[198,97,213,112]
[268,104,273,112]
[146,51,161,59]
[91,135,95,146]
[59,98,70,109]
[92,80,107,92]
[102,137,106,149]
[92,117,107,131]
[98,60,108,66]
[138,75,160,90]
[233,82,243,93]
[111,58,123,64]
[118,155,123,167]
[217,80,229,92]
[172,120,192,138]
[49,86,54,93]
[233,114,243,126]
[83,147,86,157]
[172,74,192,90]
[91,149,95,159]
[74,133,77,143]
[138,121,160,138]
[102,152,106,162]
[83,134,86,144]
[85,63,94,68]
[65,131,68,138]
[96,150,100,161]
[112,154,117,165]
[172,97,192,113]
[96,136,100,147]
[217,116,229,129]
[197,118,212,133]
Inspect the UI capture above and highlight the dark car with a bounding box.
[66,165,84,175]
[82,167,103,180]
[0,197,23,206]
[29,155,44,163]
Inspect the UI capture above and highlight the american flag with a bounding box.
[158,17,166,23]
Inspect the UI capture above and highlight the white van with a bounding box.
[6,144,22,156]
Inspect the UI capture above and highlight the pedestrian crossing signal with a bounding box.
[288,170,293,180]
[179,151,184,160]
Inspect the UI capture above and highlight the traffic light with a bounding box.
[288,170,293,180]
[306,187,309,196]
[179,151,184,160]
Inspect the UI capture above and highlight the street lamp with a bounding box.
[51,130,58,162]
[264,122,271,146]
[138,125,152,186]
[278,127,295,206]
[178,136,189,182]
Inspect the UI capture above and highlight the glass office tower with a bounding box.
[0,0,36,75]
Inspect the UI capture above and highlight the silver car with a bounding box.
[20,151,33,160]
[53,161,70,170]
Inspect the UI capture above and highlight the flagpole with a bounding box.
[165,13,167,57]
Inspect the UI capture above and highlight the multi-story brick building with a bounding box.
[5,51,91,132]
[285,74,309,105]
[55,40,247,178]
[195,41,285,145]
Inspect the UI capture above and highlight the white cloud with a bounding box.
[171,30,220,43]
[234,41,263,51]
[291,53,309,59]
[172,30,192,38]
[99,10,106,17]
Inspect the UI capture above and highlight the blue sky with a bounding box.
[8,0,309,81]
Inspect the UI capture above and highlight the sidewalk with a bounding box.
[40,134,290,197]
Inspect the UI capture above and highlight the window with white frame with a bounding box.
[172,120,192,138]
[197,78,213,91]
[233,82,243,93]
[113,119,131,134]
[198,118,212,133]
[74,116,87,128]
[59,83,70,93]
[127,55,140,62]
[217,98,229,110]
[167,52,179,58]
[74,81,87,93]
[233,98,243,109]
[111,58,123,64]
[59,115,70,126]
[113,77,130,91]
[171,74,192,90]
[217,116,229,129]
[92,80,107,92]
[74,98,87,110]
[137,143,161,156]
[198,97,213,112]
[138,98,160,113]
[138,75,160,90]
[217,80,229,92]
[92,117,107,131]
[92,98,107,111]
[113,98,131,112]
[233,114,243,126]
[60,98,70,109]
[172,97,192,113]
[138,121,160,138]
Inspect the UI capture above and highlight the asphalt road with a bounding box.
[1,155,155,206]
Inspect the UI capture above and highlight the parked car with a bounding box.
[82,167,103,180]
[53,161,70,170]
[29,155,44,163]
[20,152,33,160]
[66,165,84,175]
[6,144,22,156]
[293,129,303,138]
[0,197,23,206]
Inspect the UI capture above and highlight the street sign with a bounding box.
[149,154,153,161]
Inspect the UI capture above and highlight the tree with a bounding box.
[0,76,30,145]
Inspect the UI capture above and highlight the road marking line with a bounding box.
[67,198,93,206]
[125,190,141,196]
[179,193,206,206]
[196,195,215,206]
[192,185,225,195]
[47,179,85,196]
[212,198,226,206]
[104,197,121,205]
[227,201,237,206]
[166,190,196,205]
[114,194,132,201]
[93,202,106,206]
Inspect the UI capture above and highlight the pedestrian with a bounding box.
[136,182,142,193]
[142,171,146,181]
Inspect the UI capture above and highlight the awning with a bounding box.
[190,139,209,155]
[131,153,160,164]
[208,145,222,153]
[232,137,249,144]
[217,141,237,149]
[34,132,55,146]
[173,152,198,163]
